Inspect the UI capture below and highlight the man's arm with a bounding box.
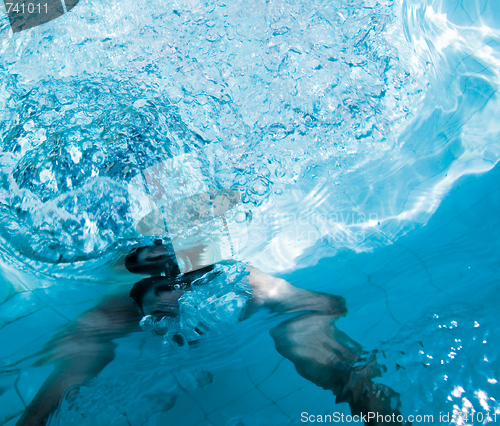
[16,292,141,426]
[245,266,406,426]
[245,265,347,317]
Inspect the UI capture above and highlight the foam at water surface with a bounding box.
[0,0,431,266]
[0,0,498,270]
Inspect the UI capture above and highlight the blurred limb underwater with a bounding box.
[247,266,406,426]
[14,248,405,426]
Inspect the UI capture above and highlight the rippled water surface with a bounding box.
[1,0,499,424]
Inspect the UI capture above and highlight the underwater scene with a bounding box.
[1,0,500,424]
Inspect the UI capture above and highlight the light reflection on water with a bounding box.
[0,0,499,424]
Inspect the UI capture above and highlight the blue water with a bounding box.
[1,0,500,424]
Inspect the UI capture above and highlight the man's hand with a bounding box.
[245,266,405,426]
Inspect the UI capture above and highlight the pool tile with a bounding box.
[151,392,206,426]
[188,365,257,413]
[243,403,295,425]
[51,300,96,321]
[0,308,68,363]
[0,291,46,329]
[257,359,305,401]
[237,339,283,385]
[206,388,273,426]
[275,382,340,422]
[16,364,54,408]
[2,414,22,426]
[0,370,25,425]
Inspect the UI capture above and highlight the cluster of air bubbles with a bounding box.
[139,262,252,350]
[0,0,429,266]
[0,76,210,264]
[140,314,199,347]
[376,304,500,420]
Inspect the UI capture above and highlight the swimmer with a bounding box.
[16,242,407,426]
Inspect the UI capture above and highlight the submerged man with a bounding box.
[16,241,406,426]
